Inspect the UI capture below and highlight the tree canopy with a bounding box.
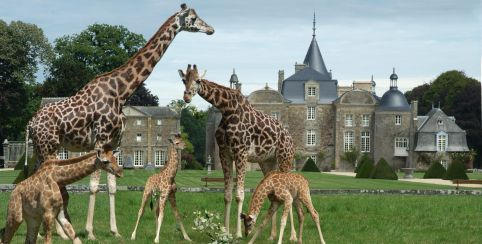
[0,20,53,143]
[41,23,158,105]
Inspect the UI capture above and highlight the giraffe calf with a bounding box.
[131,134,191,243]
[0,145,122,244]
[241,172,326,244]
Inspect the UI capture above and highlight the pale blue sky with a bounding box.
[2,0,481,109]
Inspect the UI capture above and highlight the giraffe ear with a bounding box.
[240,213,246,220]
[180,3,188,10]
[178,70,185,79]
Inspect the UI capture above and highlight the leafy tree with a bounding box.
[0,20,52,145]
[41,23,158,105]
[340,147,360,170]
[178,103,207,165]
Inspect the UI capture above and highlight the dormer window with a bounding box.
[437,120,443,126]
[307,87,316,96]
[157,120,162,126]
[136,119,142,126]
[437,132,448,152]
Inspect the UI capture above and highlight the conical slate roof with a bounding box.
[303,37,330,80]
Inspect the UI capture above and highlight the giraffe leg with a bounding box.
[168,187,191,241]
[107,172,120,237]
[154,192,169,243]
[25,217,41,244]
[269,211,277,240]
[234,156,247,238]
[55,187,70,240]
[248,201,279,244]
[300,189,325,244]
[56,209,81,244]
[277,196,293,244]
[294,199,305,244]
[220,153,234,233]
[85,169,100,240]
[1,202,22,244]
[42,211,56,244]
[289,204,298,241]
[131,187,152,240]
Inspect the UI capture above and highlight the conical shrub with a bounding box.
[423,162,446,179]
[443,161,468,180]
[355,157,374,178]
[301,158,320,172]
[371,158,398,180]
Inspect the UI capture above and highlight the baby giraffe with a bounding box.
[0,144,122,244]
[131,134,191,243]
[241,172,326,244]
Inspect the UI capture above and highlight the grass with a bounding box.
[4,169,482,190]
[0,192,481,243]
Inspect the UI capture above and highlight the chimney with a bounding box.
[278,70,284,92]
[295,62,306,73]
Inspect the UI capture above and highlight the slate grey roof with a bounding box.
[281,67,338,104]
[303,37,331,80]
[130,106,178,118]
[415,108,469,152]
[376,87,410,111]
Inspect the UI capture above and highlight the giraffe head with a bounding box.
[240,213,256,237]
[175,3,214,35]
[95,144,123,177]
[178,64,206,103]
[168,133,185,150]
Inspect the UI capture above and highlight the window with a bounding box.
[57,147,69,160]
[309,155,317,163]
[344,131,354,152]
[437,120,443,126]
[307,107,316,120]
[157,119,162,126]
[361,131,370,152]
[134,150,144,167]
[306,130,316,146]
[116,150,123,166]
[440,160,448,169]
[154,150,167,167]
[136,119,142,126]
[395,137,409,149]
[157,134,162,142]
[307,87,316,96]
[136,133,142,142]
[271,112,280,120]
[395,115,402,125]
[362,114,370,127]
[437,132,448,152]
[345,114,353,127]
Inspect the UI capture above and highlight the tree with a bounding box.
[340,147,360,170]
[0,20,52,145]
[41,23,158,105]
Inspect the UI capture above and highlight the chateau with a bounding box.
[206,19,470,171]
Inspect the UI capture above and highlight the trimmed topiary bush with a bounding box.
[370,158,398,180]
[355,157,374,178]
[423,162,447,179]
[443,161,469,180]
[13,152,37,183]
[355,153,371,173]
[301,158,320,172]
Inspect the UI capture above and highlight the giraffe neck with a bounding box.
[197,79,243,115]
[52,153,99,185]
[96,13,181,104]
[163,145,179,176]
[247,185,269,219]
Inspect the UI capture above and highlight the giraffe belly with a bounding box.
[247,144,276,162]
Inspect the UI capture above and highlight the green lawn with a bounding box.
[3,169,482,190]
[0,192,480,243]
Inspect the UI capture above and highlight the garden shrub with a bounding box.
[370,158,398,180]
[443,161,469,180]
[423,162,446,179]
[13,153,37,183]
[301,158,320,172]
[355,157,374,178]
[355,153,372,173]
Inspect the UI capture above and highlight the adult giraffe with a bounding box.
[178,65,297,239]
[25,4,214,239]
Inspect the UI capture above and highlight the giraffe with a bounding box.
[130,134,190,243]
[24,3,214,239]
[0,144,122,244]
[240,172,326,244]
[178,64,297,239]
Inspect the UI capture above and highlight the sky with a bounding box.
[1,0,481,109]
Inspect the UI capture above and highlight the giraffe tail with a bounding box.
[0,226,5,239]
[24,126,30,178]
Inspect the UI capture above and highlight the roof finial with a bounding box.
[312,11,316,38]
[233,68,235,74]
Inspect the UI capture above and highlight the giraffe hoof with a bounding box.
[87,234,96,240]
[73,237,82,244]
[268,235,276,241]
